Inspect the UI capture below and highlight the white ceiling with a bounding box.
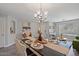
[0,3,79,22]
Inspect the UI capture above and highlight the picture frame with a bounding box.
[10,20,15,33]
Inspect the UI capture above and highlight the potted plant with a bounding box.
[73,36,79,53]
[75,36,79,40]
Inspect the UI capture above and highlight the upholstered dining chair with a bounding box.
[16,39,28,56]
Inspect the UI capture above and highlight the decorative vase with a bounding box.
[38,32,42,41]
[36,30,47,44]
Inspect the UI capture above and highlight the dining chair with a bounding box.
[16,39,27,56]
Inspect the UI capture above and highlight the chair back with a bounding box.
[16,40,27,56]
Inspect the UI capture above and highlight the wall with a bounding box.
[0,16,17,47]
[5,16,17,47]
[16,19,30,39]
[16,19,22,39]
[30,22,39,37]
[55,19,79,35]
[16,19,39,39]
[16,19,49,39]
[54,18,79,41]
[30,21,49,38]
[0,17,5,47]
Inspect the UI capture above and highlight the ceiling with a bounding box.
[0,3,79,22]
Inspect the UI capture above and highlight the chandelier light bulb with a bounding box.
[33,4,48,23]
[40,13,42,17]
[34,13,37,18]
[37,11,40,15]
[44,11,48,15]
[38,16,41,19]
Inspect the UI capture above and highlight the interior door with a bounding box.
[0,18,5,48]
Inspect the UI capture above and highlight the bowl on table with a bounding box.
[25,40,32,44]
[31,43,44,49]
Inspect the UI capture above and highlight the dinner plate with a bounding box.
[31,43,44,49]
[25,40,32,44]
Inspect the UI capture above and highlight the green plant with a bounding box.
[72,35,79,53]
[75,36,79,40]
[73,39,79,53]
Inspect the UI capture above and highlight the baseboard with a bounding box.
[4,42,15,47]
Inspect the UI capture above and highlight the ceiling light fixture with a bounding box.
[33,3,48,31]
[33,3,48,23]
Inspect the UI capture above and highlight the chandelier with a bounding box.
[33,4,48,32]
[33,4,48,23]
[33,4,48,42]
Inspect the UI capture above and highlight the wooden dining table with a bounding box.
[21,37,69,56]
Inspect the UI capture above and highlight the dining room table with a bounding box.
[21,37,69,56]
